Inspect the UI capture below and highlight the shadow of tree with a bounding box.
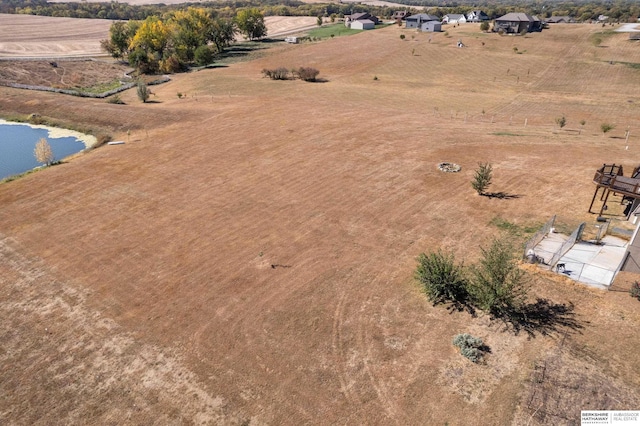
[498,298,584,337]
[483,192,520,199]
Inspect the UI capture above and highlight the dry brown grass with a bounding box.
[1,23,640,425]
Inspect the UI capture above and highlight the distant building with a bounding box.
[442,14,466,24]
[392,11,410,21]
[405,14,440,29]
[345,12,379,29]
[421,21,442,32]
[494,13,543,34]
[350,19,375,30]
[466,10,490,23]
[546,16,576,24]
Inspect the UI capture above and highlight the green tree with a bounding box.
[208,18,236,53]
[415,251,469,309]
[137,80,150,103]
[472,162,493,195]
[317,15,323,26]
[469,237,528,320]
[101,20,139,60]
[194,45,215,66]
[34,138,54,166]
[235,8,267,40]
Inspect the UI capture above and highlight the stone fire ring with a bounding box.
[437,162,461,173]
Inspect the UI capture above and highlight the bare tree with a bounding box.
[34,138,54,166]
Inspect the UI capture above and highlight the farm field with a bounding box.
[0,14,318,58]
[1,21,640,425]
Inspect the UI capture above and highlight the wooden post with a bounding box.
[599,189,611,216]
[588,187,600,213]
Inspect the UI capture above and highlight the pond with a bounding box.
[0,119,96,180]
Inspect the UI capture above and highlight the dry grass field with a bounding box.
[1,22,640,425]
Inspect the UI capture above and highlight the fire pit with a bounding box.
[437,162,461,173]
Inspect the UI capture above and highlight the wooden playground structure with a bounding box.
[588,164,640,218]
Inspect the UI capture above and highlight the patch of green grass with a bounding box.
[73,79,123,95]
[492,132,526,136]
[308,23,363,39]
[490,217,541,238]
[610,61,640,70]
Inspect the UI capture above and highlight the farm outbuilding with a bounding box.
[350,19,375,30]
[421,21,442,32]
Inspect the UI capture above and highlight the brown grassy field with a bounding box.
[1,22,640,425]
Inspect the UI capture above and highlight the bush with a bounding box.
[453,333,486,363]
[295,67,320,82]
[106,94,125,104]
[601,122,615,135]
[194,45,216,66]
[480,22,490,32]
[136,80,150,103]
[262,67,290,80]
[556,115,566,128]
[415,251,469,308]
[631,281,640,301]
[471,162,493,195]
[469,237,528,320]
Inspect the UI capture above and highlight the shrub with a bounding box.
[453,333,486,363]
[262,67,290,80]
[107,94,125,104]
[480,22,490,32]
[137,80,150,103]
[296,67,320,82]
[194,45,216,66]
[556,115,566,128]
[631,281,640,301]
[159,55,183,73]
[469,237,528,320]
[601,122,615,135]
[471,162,493,195]
[400,34,406,40]
[415,251,469,308]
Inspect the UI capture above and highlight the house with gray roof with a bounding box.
[345,12,379,28]
[405,14,440,29]
[466,10,489,22]
[494,13,543,34]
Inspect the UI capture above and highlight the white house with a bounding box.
[442,14,466,24]
[466,10,490,22]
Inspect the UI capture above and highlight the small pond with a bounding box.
[0,119,96,180]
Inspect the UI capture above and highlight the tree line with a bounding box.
[3,0,640,22]
[101,7,266,74]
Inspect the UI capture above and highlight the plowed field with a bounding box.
[1,23,640,425]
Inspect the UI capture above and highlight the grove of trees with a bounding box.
[101,7,243,73]
[3,0,640,24]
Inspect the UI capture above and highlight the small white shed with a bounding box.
[350,19,375,30]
